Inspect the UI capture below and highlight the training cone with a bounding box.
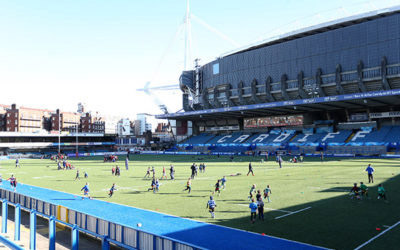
[376,228,381,231]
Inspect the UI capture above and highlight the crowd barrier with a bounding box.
[0,188,203,250]
[67,151,128,157]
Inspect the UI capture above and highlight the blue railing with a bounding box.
[321,74,335,84]
[341,71,358,82]
[362,68,381,79]
[287,80,298,89]
[0,234,24,250]
[270,83,281,91]
[387,64,400,76]
[0,193,204,250]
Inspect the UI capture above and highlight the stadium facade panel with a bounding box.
[178,8,400,112]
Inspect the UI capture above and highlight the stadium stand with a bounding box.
[184,133,215,144]
[385,126,400,143]
[178,125,400,156]
[158,6,400,157]
[349,126,392,145]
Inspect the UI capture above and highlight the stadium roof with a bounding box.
[156,89,400,120]
[221,5,400,58]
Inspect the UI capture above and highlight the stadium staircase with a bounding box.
[345,132,356,143]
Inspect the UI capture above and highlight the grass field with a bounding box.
[1,155,400,249]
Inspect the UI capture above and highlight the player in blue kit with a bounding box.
[365,164,374,183]
[148,178,156,192]
[221,176,227,190]
[249,198,258,223]
[81,183,91,199]
[108,183,117,197]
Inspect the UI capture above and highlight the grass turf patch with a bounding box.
[1,155,399,249]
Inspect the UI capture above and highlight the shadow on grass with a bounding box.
[122,191,146,194]
[156,193,182,195]
[209,173,400,250]
[219,199,245,202]
[219,210,245,214]
[184,216,209,219]
[317,186,350,192]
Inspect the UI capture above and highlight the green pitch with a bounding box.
[1,155,400,249]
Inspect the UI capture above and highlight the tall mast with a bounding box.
[184,0,191,70]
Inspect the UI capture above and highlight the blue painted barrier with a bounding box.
[0,197,204,250]
[0,182,326,250]
[30,210,36,250]
[0,234,24,250]
[14,204,20,241]
[1,199,7,234]
[49,216,56,250]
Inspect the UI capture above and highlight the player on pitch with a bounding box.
[206,196,217,218]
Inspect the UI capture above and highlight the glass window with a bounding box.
[213,63,219,75]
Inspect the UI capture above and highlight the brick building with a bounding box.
[50,109,81,133]
[155,123,169,133]
[0,105,9,131]
[81,113,105,133]
[1,103,106,134]
[5,104,52,133]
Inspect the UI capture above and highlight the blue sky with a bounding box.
[0,0,398,120]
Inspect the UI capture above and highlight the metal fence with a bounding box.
[0,188,204,250]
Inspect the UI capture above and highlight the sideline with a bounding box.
[353,220,400,250]
[275,207,312,219]
[237,204,294,213]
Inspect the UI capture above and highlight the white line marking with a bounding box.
[92,187,139,194]
[275,207,312,219]
[237,204,292,213]
[265,207,292,213]
[192,177,213,180]
[32,176,53,179]
[354,220,400,250]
